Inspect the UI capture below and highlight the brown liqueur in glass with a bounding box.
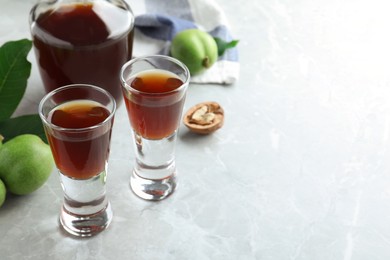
[47,100,112,179]
[31,2,134,103]
[123,69,185,140]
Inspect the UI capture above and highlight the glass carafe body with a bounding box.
[30,0,135,105]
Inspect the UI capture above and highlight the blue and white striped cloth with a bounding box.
[128,0,239,84]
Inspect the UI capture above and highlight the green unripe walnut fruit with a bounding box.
[0,134,54,195]
[170,29,218,75]
[0,179,6,208]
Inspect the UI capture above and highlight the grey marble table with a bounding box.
[2,0,390,259]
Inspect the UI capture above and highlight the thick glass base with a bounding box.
[130,170,177,201]
[60,202,113,237]
[129,131,178,200]
[59,171,112,237]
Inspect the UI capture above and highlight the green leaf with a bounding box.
[0,114,47,143]
[0,39,32,121]
[213,37,239,57]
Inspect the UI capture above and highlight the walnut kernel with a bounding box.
[183,102,224,134]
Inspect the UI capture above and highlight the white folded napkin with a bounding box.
[128,0,239,84]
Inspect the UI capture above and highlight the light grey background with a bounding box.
[1,0,390,259]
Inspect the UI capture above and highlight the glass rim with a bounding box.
[120,55,190,96]
[38,84,116,132]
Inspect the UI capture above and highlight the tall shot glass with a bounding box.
[39,84,116,237]
[120,55,190,201]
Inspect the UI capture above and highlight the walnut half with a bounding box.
[183,101,224,134]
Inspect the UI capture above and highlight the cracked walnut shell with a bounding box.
[183,102,224,134]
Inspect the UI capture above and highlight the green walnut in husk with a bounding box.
[170,29,238,75]
[0,134,54,196]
